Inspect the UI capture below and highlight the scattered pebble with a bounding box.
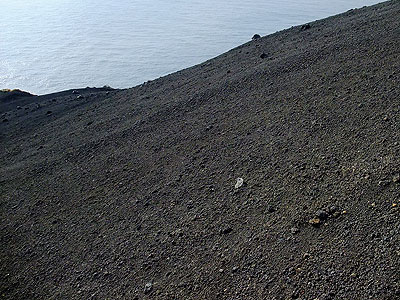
[309,218,321,226]
[301,24,311,30]
[393,174,400,183]
[235,178,244,189]
[290,227,300,234]
[252,34,261,40]
[291,290,300,299]
[144,282,153,294]
[316,209,329,220]
[221,227,233,235]
[260,53,268,59]
[328,206,337,214]
[378,180,390,187]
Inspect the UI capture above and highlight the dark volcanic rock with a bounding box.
[221,227,233,235]
[0,89,35,102]
[301,24,311,30]
[316,209,329,220]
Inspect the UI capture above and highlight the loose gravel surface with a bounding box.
[1,1,399,299]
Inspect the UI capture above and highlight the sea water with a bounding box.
[0,0,381,95]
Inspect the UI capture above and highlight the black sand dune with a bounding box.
[1,1,399,299]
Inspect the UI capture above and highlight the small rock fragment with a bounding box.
[290,227,300,234]
[252,34,261,40]
[235,178,244,189]
[260,53,268,59]
[221,227,233,235]
[301,24,311,30]
[267,205,276,213]
[328,205,337,214]
[316,209,329,220]
[144,282,153,294]
[378,180,390,187]
[393,174,400,183]
[291,290,300,299]
[309,218,321,226]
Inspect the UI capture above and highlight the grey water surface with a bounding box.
[0,0,381,94]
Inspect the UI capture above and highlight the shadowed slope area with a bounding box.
[1,1,399,299]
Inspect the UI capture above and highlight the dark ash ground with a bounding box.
[1,1,399,299]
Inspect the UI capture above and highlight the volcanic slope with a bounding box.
[1,1,400,299]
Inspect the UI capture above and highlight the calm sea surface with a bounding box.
[1,0,381,94]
